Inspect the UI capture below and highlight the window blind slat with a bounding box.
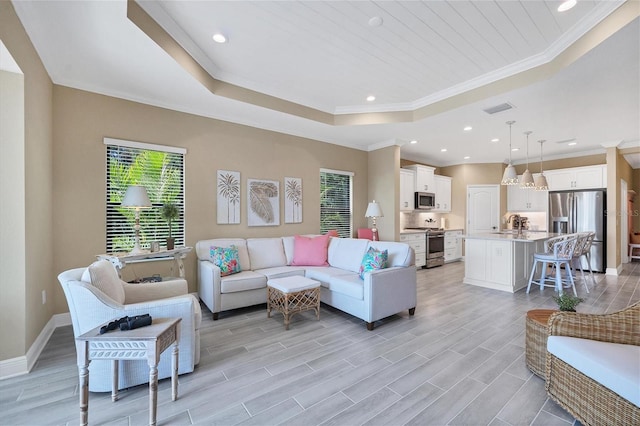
[105,145,185,253]
[320,170,352,238]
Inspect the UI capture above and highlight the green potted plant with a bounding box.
[161,203,179,250]
[552,293,584,312]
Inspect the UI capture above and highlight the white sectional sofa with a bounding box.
[195,236,417,330]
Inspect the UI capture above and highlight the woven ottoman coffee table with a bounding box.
[525,309,557,378]
[267,276,321,330]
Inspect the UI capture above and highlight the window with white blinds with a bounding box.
[104,139,185,253]
[320,168,353,238]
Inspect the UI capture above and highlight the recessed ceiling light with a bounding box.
[441,148,447,152]
[463,126,472,131]
[568,142,577,146]
[512,148,520,152]
[410,140,418,144]
[491,138,499,143]
[212,33,227,43]
[366,95,376,102]
[464,156,470,160]
[558,0,577,12]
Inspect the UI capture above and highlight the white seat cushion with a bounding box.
[328,274,364,300]
[255,266,306,280]
[304,266,353,285]
[220,271,267,293]
[547,336,640,406]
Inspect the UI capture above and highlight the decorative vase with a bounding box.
[166,237,175,250]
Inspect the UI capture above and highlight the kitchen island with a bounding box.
[463,232,560,293]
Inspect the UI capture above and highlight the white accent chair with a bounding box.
[58,260,201,392]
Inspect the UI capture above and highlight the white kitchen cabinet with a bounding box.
[400,168,415,211]
[444,230,462,262]
[403,165,435,192]
[434,175,452,212]
[545,165,606,191]
[464,236,546,293]
[400,232,426,268]
[507,175,548,212]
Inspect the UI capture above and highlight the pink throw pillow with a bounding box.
[292,234,330,266]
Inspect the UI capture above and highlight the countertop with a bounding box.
[463,232,562,242]
[400,228,463,234]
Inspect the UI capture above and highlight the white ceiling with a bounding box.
[9,0,640,167]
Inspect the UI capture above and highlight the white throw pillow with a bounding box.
[87,260,126,304]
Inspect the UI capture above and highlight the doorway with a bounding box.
[466,185,500,234]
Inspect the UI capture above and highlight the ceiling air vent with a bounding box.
[483,102,515,115]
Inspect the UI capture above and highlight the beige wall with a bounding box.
[0,70,26,360]
[0,1,54,361]
[367,146,397,241]
[438,163,506,231]
[52,86,370,310]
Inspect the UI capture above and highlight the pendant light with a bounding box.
[520,131,535,188]
[501,120,518,185]
[535,140,549,191]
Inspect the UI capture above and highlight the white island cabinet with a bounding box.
[463,233,558,293]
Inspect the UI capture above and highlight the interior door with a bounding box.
[467,185,500,234]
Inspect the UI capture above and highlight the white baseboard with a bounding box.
[0,312,71,380]
[605,265,623,276]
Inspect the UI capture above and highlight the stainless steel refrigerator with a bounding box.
[548,190,606,273]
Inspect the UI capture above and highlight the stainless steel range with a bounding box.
[425,229,445,268]
[403,227,445,268]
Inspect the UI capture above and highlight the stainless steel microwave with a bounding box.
[415,192,435,209]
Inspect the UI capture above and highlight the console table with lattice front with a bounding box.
[267,276,320,330]
[75,317,181,426]
[97,247,192,279]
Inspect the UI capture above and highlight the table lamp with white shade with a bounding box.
[365,200,384,241]
[121,185,152,254]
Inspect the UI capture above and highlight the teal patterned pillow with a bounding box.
[358,247,388,279]
[210,245,241,276]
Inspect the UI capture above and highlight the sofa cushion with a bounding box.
[292,234,330,266]
[255,266,306,280]
[197,239,251,270]
[547,336,640,406]
[220,271,267,293]
[304,266,353,285]
[210,245,242,276]
[87,260,126,304]
[367,241,414,267]
[328,274,364,300]
[328,238,369,273]
[359,246,388,279]
[282,236,296,265]
[247,238,287,270]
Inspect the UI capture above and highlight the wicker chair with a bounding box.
[545,302,640,426]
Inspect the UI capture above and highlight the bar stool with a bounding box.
[527,235,579,296]
[571,232,596,292]
[630,243,640,261]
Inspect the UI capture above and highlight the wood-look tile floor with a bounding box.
[2,261,639,426]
